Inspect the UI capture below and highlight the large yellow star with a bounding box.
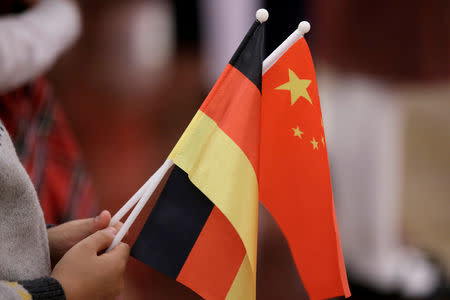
[275,69,312,105]
[292,126,303,139]
[311,137,319,150]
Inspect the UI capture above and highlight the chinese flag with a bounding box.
[260,37,350,299]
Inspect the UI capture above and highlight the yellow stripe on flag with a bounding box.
[168,110,258,291]
[226,254,254,299]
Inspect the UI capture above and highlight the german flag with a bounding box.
[131,20,265,300]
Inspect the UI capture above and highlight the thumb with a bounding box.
[66,210,111,239]
[93,210,112,231]
[82,227,117,253]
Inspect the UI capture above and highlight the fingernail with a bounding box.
[106,227,117,235]
[95,210,107,223]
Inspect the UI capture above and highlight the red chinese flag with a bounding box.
[260,37,350,299]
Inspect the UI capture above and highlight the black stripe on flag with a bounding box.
[131,165,214,279]
[229,20,265,91]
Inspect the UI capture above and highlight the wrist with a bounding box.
[47,227,63,267]
[51,271,79,300]
[19,277,65,300]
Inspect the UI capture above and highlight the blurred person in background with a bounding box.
[313,1,449,299]
[0,0,97,224]
[0,2,132,299]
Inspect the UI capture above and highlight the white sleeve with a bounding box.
[0,281,30,300]
[0,0,81,92]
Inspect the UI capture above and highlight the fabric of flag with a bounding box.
[131,20,264,300]
[259,36,350,299]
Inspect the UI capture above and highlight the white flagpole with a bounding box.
[109,177,153,227]
[262,21,310,75]
[107,18,311,250]
[106,159,173,252]
[109,158,175,226]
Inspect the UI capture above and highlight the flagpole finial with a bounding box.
[256,9,269,23]
[298,21,311,35]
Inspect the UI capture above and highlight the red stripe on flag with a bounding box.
[177,206,246,299]
[199,64,261,174]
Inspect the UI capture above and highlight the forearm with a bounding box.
[0,0,81,92]
[0,277,65,300]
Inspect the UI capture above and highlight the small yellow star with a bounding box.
[321,136,325,146]
[292,126,303,139]
[311,137,319,150]
[275,69,312,105]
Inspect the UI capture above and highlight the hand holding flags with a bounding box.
[107,10,350,300]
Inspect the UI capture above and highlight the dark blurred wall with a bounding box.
[312,0,450,82]
[263,0,307,55]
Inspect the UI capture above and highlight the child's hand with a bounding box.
[48,210,123,266]
[51,227,130,300]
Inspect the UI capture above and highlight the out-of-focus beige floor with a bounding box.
[402,84,450,278]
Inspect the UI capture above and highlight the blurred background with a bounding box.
[1,0,449,299]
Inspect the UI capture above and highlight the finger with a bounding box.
[82,227,117,253]
[103,242,130,262]
[112,221,123,232]
[93,210,111,231]
[112,222,129,239]
[61,210,111,242]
